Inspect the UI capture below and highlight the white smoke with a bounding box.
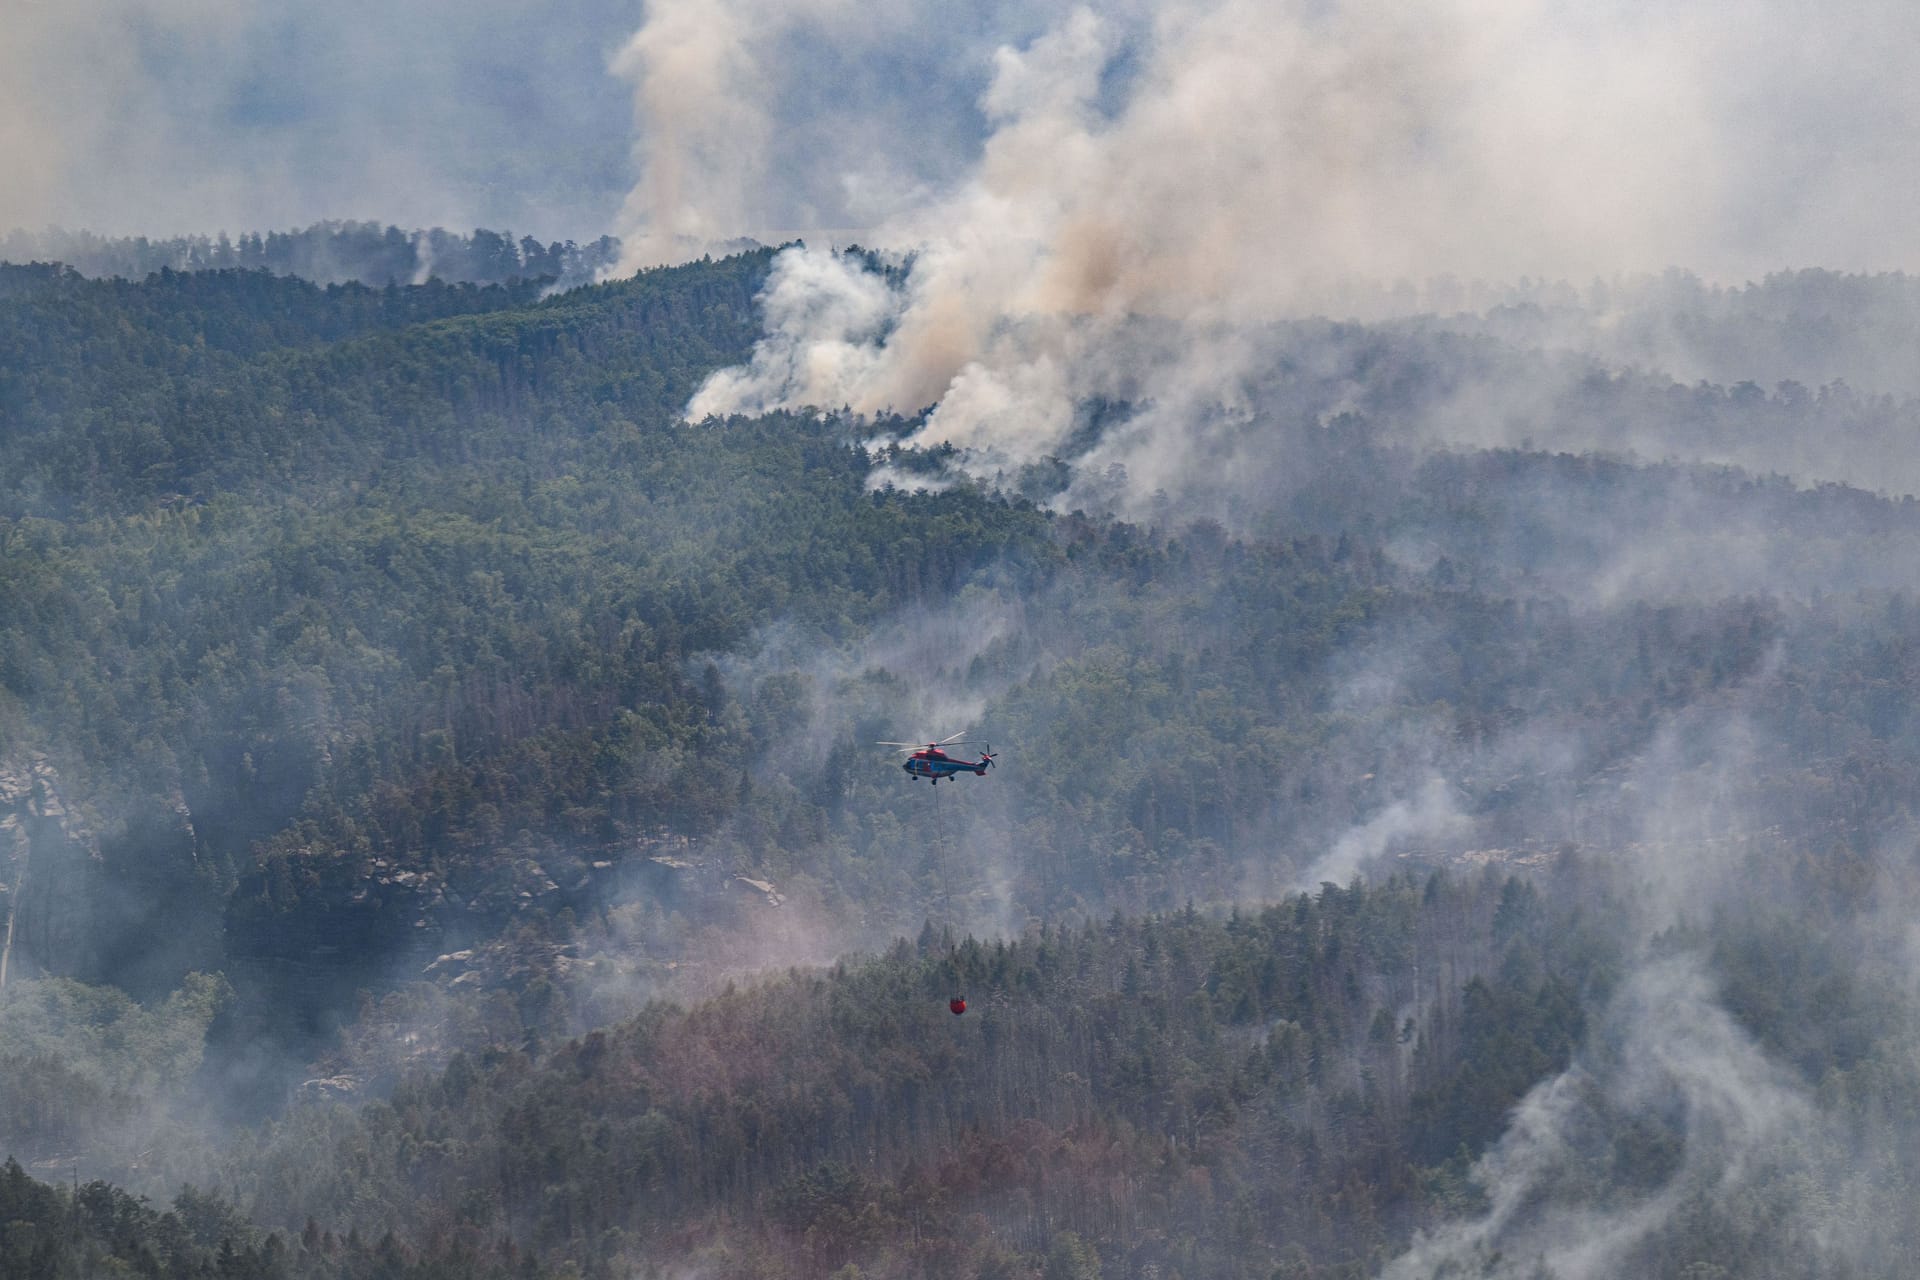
[608,0,785,267]
[1300,774,1468,890]
[685,249,900,417]
[1386,955,1818,1280]
[610,0,1920,512]
[605,0,1085,273]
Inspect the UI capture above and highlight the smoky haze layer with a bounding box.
[699,262,1920,525]
[11,240,1920,1274]
[611,0,1920,1238]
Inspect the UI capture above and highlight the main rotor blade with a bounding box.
[936,731,971,745]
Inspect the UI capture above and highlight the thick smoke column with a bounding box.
[608,0,777,267]
[610,0,1920,513]
[606,0,1079,273]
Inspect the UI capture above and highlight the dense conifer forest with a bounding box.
[0,223,624,290]
[7,243,1920,1277]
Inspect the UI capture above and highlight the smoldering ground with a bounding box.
[1382,953,1822,1280]
[1243,469,1920,1278]
[1349,701,1920,1277]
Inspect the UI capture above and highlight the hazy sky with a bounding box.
[8,0,1920,273]
[0,0,1023,241]
[0,0,639,238]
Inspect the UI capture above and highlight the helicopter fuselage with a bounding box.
[903,748,993,783]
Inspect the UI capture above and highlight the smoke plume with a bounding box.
[610,0,1920,513]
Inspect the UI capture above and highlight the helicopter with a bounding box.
[878,731,998,784]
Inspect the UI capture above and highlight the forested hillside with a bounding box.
[216,861,1920,1280]
[6,248,1920,1277]
[224,871,1611,1279]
